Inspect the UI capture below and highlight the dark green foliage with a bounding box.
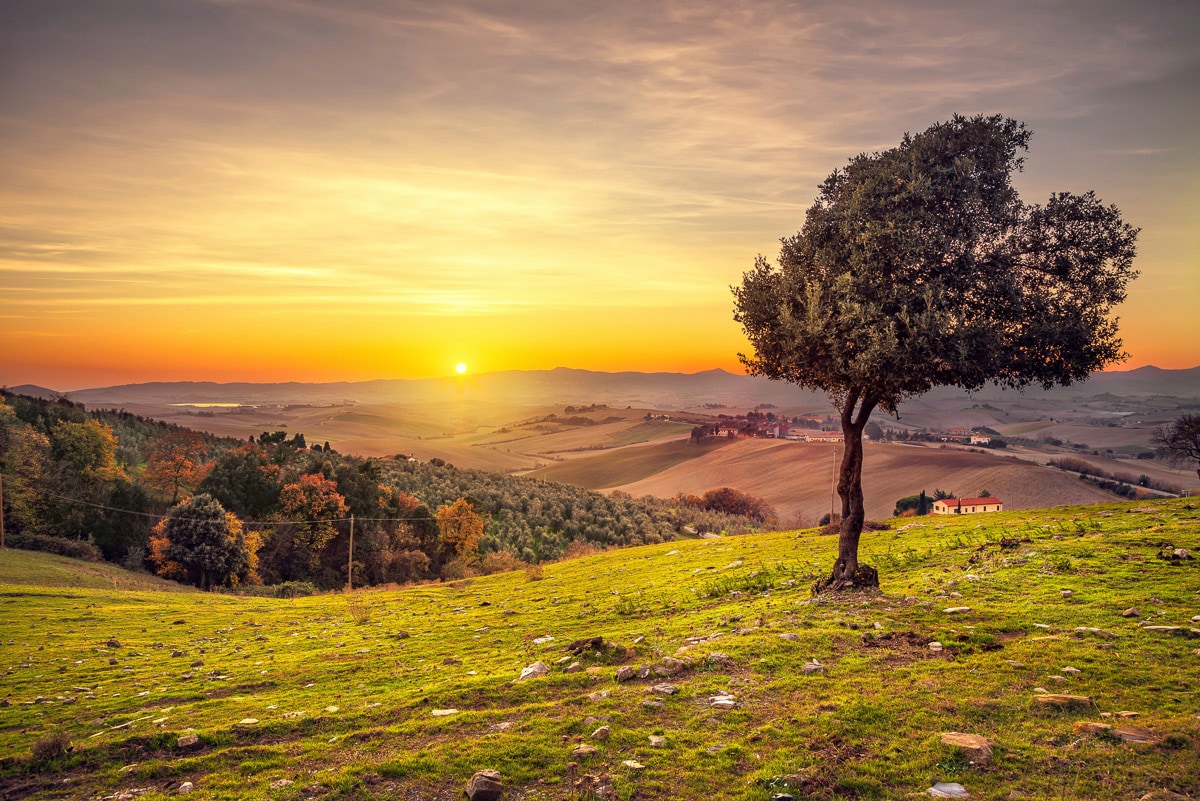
[161,494,251,589]
[893,490,931,516]
[198,444,282,519]
[734,115,1137,590]
[5,531,102,561]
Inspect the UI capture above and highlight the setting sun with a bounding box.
[455,363,468,375]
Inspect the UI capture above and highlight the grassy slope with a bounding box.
[1,499,1198,801]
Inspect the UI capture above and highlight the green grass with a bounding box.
[1,498,1198,800]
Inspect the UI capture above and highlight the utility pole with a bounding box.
[0,474,5,549]
[346,514,354,591]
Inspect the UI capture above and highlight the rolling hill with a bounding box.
[536,438,1118,524]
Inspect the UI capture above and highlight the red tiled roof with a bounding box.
[936,497,1002,507]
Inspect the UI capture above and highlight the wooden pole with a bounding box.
[346,513,354,591]
[0,473,5,549]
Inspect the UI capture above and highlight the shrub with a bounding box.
[273,581,317,599]
[524,564,544,582]
[30,731,71,765]
[562,540,601,560]
[480,550,525,575]
[7,532,102,562]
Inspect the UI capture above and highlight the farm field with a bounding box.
[1,499,1197,800]
[537,438,1119,525]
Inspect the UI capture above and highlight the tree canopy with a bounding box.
[1154,415,1200,479]
[151,493,255,589]
[733,114,1138,591]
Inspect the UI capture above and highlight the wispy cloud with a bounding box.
[1,0,1197,381]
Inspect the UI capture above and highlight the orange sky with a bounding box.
[2,1,1197,391]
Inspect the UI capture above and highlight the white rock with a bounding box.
[943,607,971,614]
[518,661,550,681]
[929,642,944,652]
[178,782,194,795]
[431,709,458,717]
[928,781,969,798]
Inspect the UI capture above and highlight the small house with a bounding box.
[931,497,1004,515]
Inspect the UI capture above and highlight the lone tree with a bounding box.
[1154,415,1200,479]
[152,493,252,589]
[733,114,1138,592]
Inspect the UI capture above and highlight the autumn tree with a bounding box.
[436,497,485,558]
[0,398,51,536]
[142,429,210,504]
[150,494,255,589]
[733,114,1138,591]
[272,473,348,578]
[1154,415,1200,479]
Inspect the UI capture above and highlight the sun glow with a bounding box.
[455,363,468,375]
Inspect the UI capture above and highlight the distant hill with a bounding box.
[52,364,1200,411]
[4,384,64,400]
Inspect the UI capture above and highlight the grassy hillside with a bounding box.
[1,499,1198,800]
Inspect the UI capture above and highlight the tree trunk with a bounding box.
[814,390,880,593]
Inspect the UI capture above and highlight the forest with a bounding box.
[0,391,769,591]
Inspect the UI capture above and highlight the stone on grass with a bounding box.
[655,657,685,676]
[106,639,121,648]
[567,637,603,654]
[709,695,736,709]
[927,782,969,798]
[238,718,259,725]
[465,769,503,801]
[1122,608,1140,618]
[591,726,610,740]
[178,782,193,795]
[431,709,458,717]
[622,759,645,770]
[518,662,549,681]
[1073,721,1112,735]
[572,743,599,756]
[651,683,677,695]
[615,666,635,682]
[1074,627,1117,639]
[939,732,992,765]
[801,661,824,675]
[929,642,944,653]
[649,735,666,747]
[563,661,582,673]
[1033,694,1092,708]
[943,607,971,614]
[177,734,199,748]
[1114,726,1160,744]
[1060,590,1073,598]
[1062,666,1080,675]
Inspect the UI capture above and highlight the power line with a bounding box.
[35,490,434,528]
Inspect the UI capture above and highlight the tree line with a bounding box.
[0,392,769,590]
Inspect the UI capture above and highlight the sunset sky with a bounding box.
[2,0,1197,390]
